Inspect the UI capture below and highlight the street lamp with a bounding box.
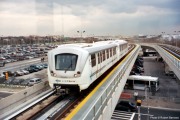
[77,30,85,38]
[145,86,150,120]
[161,32,165,44]
[173,31,179,47]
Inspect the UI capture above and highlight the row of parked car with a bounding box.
[130,56,144,75]
[2,63,48,77]
[0,44,53,64]
[3,77,42,86]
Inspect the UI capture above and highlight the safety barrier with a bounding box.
[72,45,140,120]
[155,46,180,80]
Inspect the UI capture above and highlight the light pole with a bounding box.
[77,30,85,38]
[161,32,165,44]
[178,31,180,47]
[145,86,150,120]
[174,31,177,47]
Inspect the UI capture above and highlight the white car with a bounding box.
[15,70,24,76]
[28,78,42,86]
[20,70,29,75]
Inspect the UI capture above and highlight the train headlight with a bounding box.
[74,74,80,77]
[74,71,81,77]
[50,70,57,77]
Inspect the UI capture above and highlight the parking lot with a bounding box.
[0,44,48,63]
[0,68,48,99]
[0,44,51,92]
[123,56,180,109]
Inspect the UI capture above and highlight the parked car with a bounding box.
[115,101,137,112]
[25,56,34,59]
[12,78,24,85]
[6,71,15,77]
[0,61,5,67]
[4,77,15,84]
[130,71,141,75]
[28,78,42,86]
[20,69,29,75]
[14,70,24,76]
[42,63,48,68]
[25,67,39,73]
[131,67,143,75]
[136,66,144,73]
[135,60,144,67]
[30,64,42,70]
[137,56,144,63]
[36,64,44,70]
[21,79,30,86]
[38,63,45,69]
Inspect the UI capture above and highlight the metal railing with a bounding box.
[156,46,180,70]
[154,45,180,81]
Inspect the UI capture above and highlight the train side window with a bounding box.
[110,48,112,57]
[91,54,96,67]
[102,50,106,61]
[113,47,116,55]
[106,49,109,59]
[98,52,101,64]
[123,44,125,50]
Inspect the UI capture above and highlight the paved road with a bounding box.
[0,69,47,99]
[124,56,180,109]
[134,106,180,120]
[143,57,180,98]
[0,58,42,73]
[0,92,12,100]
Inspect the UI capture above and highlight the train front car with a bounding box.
[48,44,91,92]
[48,40,128,93]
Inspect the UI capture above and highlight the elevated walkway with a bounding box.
[140,43,180,80]
[155,45,180,80]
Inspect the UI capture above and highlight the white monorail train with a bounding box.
[48,40,128,91]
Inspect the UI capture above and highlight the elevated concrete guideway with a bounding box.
[65,45,140,120]
[74,42,180,120]
[1,43,179,119]
[140,43,180,80]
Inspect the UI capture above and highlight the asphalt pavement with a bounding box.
[0,69,47,99]
[123,56,180,109]
[134,106,180,120]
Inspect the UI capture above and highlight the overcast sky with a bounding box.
[0,0,180,36]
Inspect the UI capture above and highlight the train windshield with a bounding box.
[55,53,78,71]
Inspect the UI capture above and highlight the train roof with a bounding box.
[52,40,127,55]
[86,40,127,54]
[128,75,158,81]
